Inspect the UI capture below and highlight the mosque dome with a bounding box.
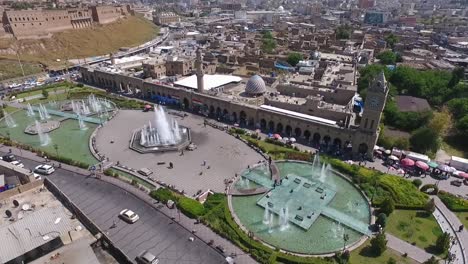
[245,75,266,95]
[278,6,284,11]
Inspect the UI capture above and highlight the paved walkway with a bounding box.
[386,233,433,263]
[0,145,256,264]
[434,197,468,264]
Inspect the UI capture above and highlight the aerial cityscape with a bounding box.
[0,0,467,263]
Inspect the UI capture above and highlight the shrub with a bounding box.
[437,191,468,212]
[435,232,451,254]
[150,188,177,203]
[370,232,387,256]
[425,198,436,215]
[421,184,439,195]
[376,213,387,228]
[387,258,397,264]
[412,179,423,188]
[380,198,395,216]
[178,197,205,218]
[423,256,439,264]
[131,179,138,186]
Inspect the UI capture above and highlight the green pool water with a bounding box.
[231,161,371,255]
[0,110,98,165]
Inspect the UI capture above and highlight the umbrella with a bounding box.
[290,137,296,142]
[438,164,455,173]
[428,161,438,168]
[389,155,399,161]
[345,160,353,164]
[400,158,415,167]
[283,137,289,142]
[415,161,429,171]
[384,150,391,155]
[144,104,152,109]
[459,172,468,179]
[234,123,239,127]
[374,145,380,150]
[273,134,282,139]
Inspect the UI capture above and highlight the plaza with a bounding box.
[94,109,264,196]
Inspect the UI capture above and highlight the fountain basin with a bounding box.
[230,160,371,255]
[129,127,191,153]
[24,120,61,135]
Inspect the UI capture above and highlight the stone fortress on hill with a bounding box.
[0,4,134,39]
[80,46,389,159]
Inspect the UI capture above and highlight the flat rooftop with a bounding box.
[174,74,242,91]
[0,185,94,263]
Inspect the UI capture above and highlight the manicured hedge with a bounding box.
[150,188,177,203]
[438,191,468,212]
[178,197,205,218]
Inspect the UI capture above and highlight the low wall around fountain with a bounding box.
[128,127,191,154]
[24,120,61,135]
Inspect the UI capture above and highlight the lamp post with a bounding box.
[343,233,349,252]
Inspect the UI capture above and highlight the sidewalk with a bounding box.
[434,197,468,264]
[0,145,257,264]
[386,234,433,263]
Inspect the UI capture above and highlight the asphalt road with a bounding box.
[5,152,226,264]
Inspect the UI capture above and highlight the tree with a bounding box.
[387,258,397,264]
[261,31,276,53]
[370,232,388,256]
[435,232,451,254]
[385,33,400,49]
[377,51,397,65]
[287,52,303,66]
[412,179,423,188]
[428,107,452,137]
[380,198,395,216]
[42,89,49,99]
[448,67,465,88]
[410,127,439,154]
[456,115,468,135]
[423,256,439,264]
[335,25,351,39]
[376,213,387,228]
[425,198,436,215]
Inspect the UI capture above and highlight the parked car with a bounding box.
[450,180,462,187]
[34,164,55,175]
[136,250,159,264]
[2,154,16,162]
[10,161,24,168]
[119,209,140,223]
[34,173,41,180]
[137,168,153,176]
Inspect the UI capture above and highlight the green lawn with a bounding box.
[15,86,69,99]
[3,105,19,113]
[350,240,418,264]
[27,92,69,104]
[109,168,155,190]
[386,210,442,254]
[455,212,468,228]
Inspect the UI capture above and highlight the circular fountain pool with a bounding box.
[230,160,371,255]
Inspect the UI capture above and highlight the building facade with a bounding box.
[1,5,130,38]
[80,65,388,159]
[153,12,180,25]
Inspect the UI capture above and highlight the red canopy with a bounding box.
[273,134,282,139]
[415,161,429,171]
[400,158,415,167]
[144,104,152,109]
[459,172,468,179]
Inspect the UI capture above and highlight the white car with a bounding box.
[119,209,140,223]
[136,251,159,264]
[10,161,25,168]
[34,164,55,175]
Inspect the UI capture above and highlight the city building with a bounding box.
[153,12,180,25]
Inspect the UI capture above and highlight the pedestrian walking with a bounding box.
[459,225,464,232]
[203,160,207,166]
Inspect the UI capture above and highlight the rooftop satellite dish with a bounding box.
[22,204,30,211]
[13,200,19,207]
[5,210,12,218]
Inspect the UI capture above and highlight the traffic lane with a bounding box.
[47,170,225,264]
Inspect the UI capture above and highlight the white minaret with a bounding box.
[196,48,204,93]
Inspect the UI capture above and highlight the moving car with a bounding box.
[2,154,16,162]
[119,209,140,223]
[136,250,159,264]
[34,164,55,175]
[10,161,24,168]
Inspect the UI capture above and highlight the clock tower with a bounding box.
[353,71,389,158]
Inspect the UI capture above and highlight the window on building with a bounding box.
[364,118,368,129]
[370,120,374,130]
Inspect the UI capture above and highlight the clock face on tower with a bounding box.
[369,97,380,108]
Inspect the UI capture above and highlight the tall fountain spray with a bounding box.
[268,213,274,233]
[77,114,87,130]
[139,105,183,146]
[35,120,50,146]
[279,207,290,231]
[319,163,327,182]
[3,110,17,128]
[88,94,102,113]
[27,103,35,116]
[263,206,270,225]
[39,104,50,119]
